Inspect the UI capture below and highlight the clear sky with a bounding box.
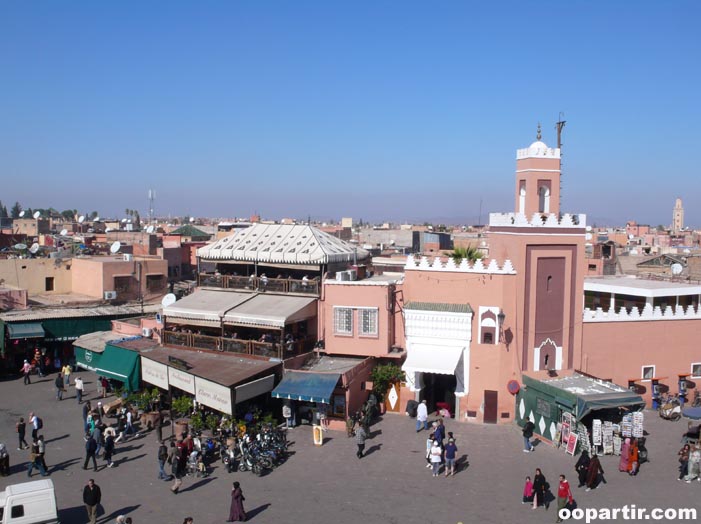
[1,2,699,226]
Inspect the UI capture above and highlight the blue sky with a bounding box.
[1,2,699,226]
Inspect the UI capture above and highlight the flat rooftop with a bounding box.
[325,274,403,286]
[299,355,368,373]
[584,276,701,297]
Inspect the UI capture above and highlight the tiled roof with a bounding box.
[403,301,473,314]
[0,303,160,322]
[170,224,210,237]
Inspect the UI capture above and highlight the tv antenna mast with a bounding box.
[556,112,566,150]
[148,189,156,224]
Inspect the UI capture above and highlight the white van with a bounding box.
[0,479,59,524]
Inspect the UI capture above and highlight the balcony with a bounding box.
[162,330,315,360]
[197,273,320,296]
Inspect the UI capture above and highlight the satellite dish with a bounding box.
[671,263,683,275]
[29,243,40,254]
[684,248,691,254]
[161,293,177,308]
[585,233,593,241]
[121,218,127,223]
[14,243,28,250]
[628,234,635,240]
[110,241,121,254]
[78,215,85,223]
[105,227,113,233]
[189,217,195,223]
[94,216,100,222]
[33,211,41,219]
[146,225,155,234]
[19,210,25,217]
[59,229,68,236]
[127,219,132,224]
[585,225,592,232]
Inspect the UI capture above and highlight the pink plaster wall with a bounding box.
[582,319,701,406]
[514,157,561,216]
[71,257,168,300]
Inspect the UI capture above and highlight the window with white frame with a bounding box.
[333,307,353,335]
[641,365,655,381]
[359,308,378,336]
[691,363,701,379]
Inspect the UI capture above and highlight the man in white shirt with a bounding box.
[75,376,84,404]
[416,400,429,432]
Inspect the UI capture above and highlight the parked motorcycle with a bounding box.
[659,395,682,421]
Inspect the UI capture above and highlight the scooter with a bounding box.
[659,396,682,421]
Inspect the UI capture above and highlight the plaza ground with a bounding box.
[0,370,698,524]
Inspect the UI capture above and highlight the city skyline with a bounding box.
[2,2,699,226]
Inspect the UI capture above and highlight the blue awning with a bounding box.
[7,323,45,339]
[271,371,340,404]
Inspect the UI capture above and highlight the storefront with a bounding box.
[271,355,373,430]
[73,333,142,392]
[516,372,645,455]
[140,346,281,416]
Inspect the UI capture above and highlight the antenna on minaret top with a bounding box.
[556,113,566,150]
[536,122,542,141]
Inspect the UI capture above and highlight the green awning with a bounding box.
[43,317,115,342]
[75,343,140,392]
[7,323,45,339]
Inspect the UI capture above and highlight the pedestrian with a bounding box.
[425,432,435,468]
[21,359,32,385]
[75,376,85,404]
[226,481,247,522]
[27,440,48,477]
[101,377,109,398]
[444,437,458,476]
[16,417,29,450]
[83,479,102,524]
[574,450,590,487]
[416,400,428,432]
[429,440,442,477]
[685,444,701,482]
[434,418,446,446]
[183,518,194,524]
[29,412,41,441]
[0,443,9,476]
[157,440,169,480]
[585,454,604,491]
[55,373,64,400]
[92,423,104,458]
[522,417,535,452]
[522,476,534,504]
[678,444,690,481]
[103,431,115,468]
[556,474,574,523]
[83,401,92,432]
[619,438,630,472]
[84,434,98,471]
[170,443,183,494]
[37,435,48,471]
[532,468,547,509]
[62,363,72,387]
[628,438,639,476]
[355,424,367,459]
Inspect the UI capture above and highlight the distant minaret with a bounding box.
[673,198,684,232]
[514,123,561,217]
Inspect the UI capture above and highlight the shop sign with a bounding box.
[169,367,195,394]
[195,376,233,415]
[142,358,169,389]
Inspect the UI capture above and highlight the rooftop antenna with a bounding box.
[556,112,566,150]
[148,189,156,224]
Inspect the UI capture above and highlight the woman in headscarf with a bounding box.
[227,481,246,522]
[619,438,631,472]
[574,450,590,487]
[532,468,547,509]
[586,454,604,491]
[628,438,639,475]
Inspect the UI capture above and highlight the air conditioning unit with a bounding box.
[104,291,117,300]
[142,327,153,337]
[347,269,357,281]
[336,271,350,281]
[123,254,133,261]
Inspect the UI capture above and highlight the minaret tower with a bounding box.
[673,198,684,232]
[514,123,561,217]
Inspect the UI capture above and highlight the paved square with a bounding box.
[0,371,698,524]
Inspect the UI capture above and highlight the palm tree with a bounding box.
[449,245,483,264]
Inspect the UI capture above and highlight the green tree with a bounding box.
[369,363,405,402]
[89,211,99,220]
[0,201,8,218]
[61,209,75,221]
[448,245,483,264]
[10,202,22,219]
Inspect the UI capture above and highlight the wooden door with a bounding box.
[484,390,498,424]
